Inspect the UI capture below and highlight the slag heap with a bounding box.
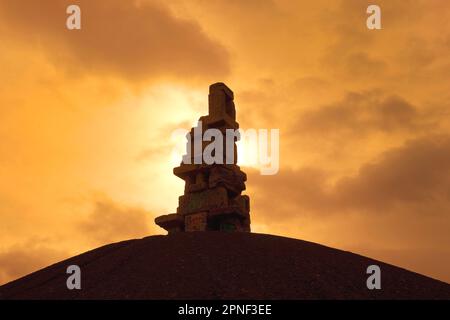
[155,83,250,234]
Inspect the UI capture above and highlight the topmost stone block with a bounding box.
[204,82,238,129]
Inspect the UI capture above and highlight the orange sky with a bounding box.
[1,0,450,285]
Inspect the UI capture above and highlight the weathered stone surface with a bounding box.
[187,172,208,193]
[232,195,250,213]
[208,83,236,119]
[203,83,239,129]
[178,187,229,215]
[155,214,184,234]
[209,165,246,196]
[185,212,208,232]
[173,163,200,180]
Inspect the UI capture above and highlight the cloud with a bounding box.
[335,135,450,212]
[247,135,450,282]
[237,84,444,171]
[0,240,68,285]
[0,0,229,82]
[295,92,433,136]
[249,135,450,219]
[276,90,446,170]
[248,166,331,223]
[136,119,192,162]
[78,198,152,245]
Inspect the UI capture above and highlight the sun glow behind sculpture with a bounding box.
[237,139,259,169]
[168,117,263,170]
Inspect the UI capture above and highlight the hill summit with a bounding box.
[1,232,449,299]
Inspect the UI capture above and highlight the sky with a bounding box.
[0,0,450,285]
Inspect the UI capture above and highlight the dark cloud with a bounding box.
[319,0,437,83]
[0,240,68,285]
[247,134,450,282]
[294,92,435,136]
[78,198,152,245]
[0,0,229,82]
[336,135,450,211]
[249,135,450,219]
